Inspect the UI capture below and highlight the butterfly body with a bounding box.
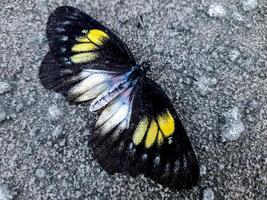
[40,6,199,190]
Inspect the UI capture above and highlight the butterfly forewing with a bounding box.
[47,6,135,70]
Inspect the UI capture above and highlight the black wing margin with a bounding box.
[91,78,199,190]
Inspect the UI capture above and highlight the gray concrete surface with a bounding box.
[0,0,266,199]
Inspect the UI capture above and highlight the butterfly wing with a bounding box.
[47,6,135,68]
[40,6,199,189]
[40,6,136,101]
[91,78,199,189]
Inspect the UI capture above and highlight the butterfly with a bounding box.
[39,6,199,189]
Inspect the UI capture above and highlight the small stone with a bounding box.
[219,164,225,170]
[241,0,258,11]
[0,184,12,200]
[195,76,217,95]
[203,188,215,200]
[154,43,164,54]
[35,168,46,178]
[200,165,207,176]
[47,141,52,147]
[52,125,63,138]
[48,104,62,120]
[0,111,6,122]
[0,82,12,95]
[207,4,227,18]
[229,49,241,62]
[59,138,66,147]
[221,107,245,141]
[232,11,244,22]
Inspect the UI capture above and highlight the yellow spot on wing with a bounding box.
[88,29,109,45]
[145,119,158,148]
[133,117,149,146]
[72,43,97,52]
[71,52,97,63]
[157,110,175,137]
[77,36,90,43]
[157,130,164,147]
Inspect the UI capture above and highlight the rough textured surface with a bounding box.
[0,0,266,199]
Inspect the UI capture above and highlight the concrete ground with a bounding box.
[0,0,266,199]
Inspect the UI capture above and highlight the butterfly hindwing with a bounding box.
[131,78,199,189]
[91,78,199,189]
[91,84,139,174]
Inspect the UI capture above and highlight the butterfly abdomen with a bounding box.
[89,83,129,111]
[89,69,139,111]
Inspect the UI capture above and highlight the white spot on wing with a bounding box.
[74,82,108,102]
[99,104,129,135]
[110,120,127,141]
[68,73,112,99]
[96,99,122,127]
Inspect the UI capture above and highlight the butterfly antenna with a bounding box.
[150,64,197,82]
[137,15,145,29]
[137,15,150,39]
[148,64,167,80]
[181,73,197,81]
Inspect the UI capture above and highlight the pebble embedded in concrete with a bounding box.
[0,105,6,122]
[207,4,227,18]
[0,184,12,200]
[48,104,62,120]
[35,168,46,178]
[52,125,63,138]
[202,188,215,200]
[200,165,207,176]
[231,10,244,22]
[241,0,258,11]
[195,76,217,95]
[229,49,241,62]
[221,107,245,141]
[0,82,12,95]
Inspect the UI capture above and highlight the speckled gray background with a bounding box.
[0,0,266,199]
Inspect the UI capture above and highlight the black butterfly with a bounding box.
[39,6,199,189]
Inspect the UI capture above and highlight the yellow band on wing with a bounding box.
[133,117,149,146]
[88,29,109,46]
[145,119,158,148]
[77,36,90,43]
[71,52,97,63]
[157,110,175,137]
[72,43,98,52]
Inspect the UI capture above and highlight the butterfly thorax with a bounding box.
[129,62,150,81]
